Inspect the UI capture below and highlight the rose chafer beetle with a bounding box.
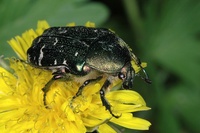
[27,26,151,117]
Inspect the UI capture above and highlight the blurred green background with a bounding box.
[1,0,200,133]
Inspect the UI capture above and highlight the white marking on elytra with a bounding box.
[37,37,42,43]
[53,38,58,45]
[63,60,67,65]
[75,52,78,56]
[38,45,45,66]
[59,28,67,34]
[82,42,89,47]
[27,54,31,61]
[54,59,57,65]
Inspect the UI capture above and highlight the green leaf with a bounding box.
[139,1,200,132]
[0,0,109,57]
[143,0,200,87]
[167,84,200,133]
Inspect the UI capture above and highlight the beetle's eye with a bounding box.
[118,73,126,80]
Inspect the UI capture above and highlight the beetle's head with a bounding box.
[118,62,135,89]
[118,62,151,89]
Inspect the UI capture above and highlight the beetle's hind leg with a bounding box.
[42,77,55,107]
[42,69,69,108]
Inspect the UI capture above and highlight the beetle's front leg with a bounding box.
[70,76,102,110]
[100,79,120,118]
[73,76,103,99]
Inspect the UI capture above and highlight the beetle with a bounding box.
[27,26,151,117]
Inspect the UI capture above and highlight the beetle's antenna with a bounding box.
[132,55,152,84]
[140,67,152,84]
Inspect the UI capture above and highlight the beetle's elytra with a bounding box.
[27,26,151,118]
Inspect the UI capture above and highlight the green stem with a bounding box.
[122,0,144,41]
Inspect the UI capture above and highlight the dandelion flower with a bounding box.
[0,20,151,133]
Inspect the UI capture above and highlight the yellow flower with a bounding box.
[0,21,151,133]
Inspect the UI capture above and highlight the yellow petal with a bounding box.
[36,20,50,34]
[110,113,151,130]
[82,116,107,127]
[67,22,76,26]
[82,82,101,97]
[0,67,17,94]
[106,90,146,105]
[111,102,151,113]
[98,124,117,133]
[8,37,27,60]
[85,21,95,27]
[0,97,20,112]
[61,101,76,121]
[86,105,111,119]
[131,61,147,73]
